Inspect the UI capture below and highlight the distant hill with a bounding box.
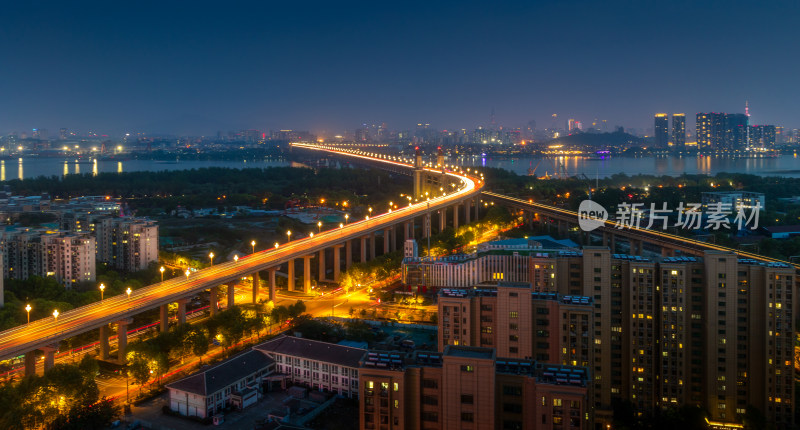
[548,130,646,148]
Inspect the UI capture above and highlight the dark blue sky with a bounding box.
[1,0,797,135]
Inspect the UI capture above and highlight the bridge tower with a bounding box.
[436,146,444,170]
[413,146,425,198]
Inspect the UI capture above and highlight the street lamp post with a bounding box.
[345,214,349,224]
[25,304,31,324]
[185,269,190,279]
[274,242,279,249]
[209,252,214,266]
[318,221,322,233]
[53,309,59,322]
[99,283,105,300]
[126,287,132,299]
[251,240,256,254]
[234,255,239,263]
[286,230,292,243]
[368,207,372,217]
[160,266,165,282]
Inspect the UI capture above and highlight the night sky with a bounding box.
[1,0,797,135]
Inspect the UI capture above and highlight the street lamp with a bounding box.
[368,207,372,217]
[309,232,314,238]
[185,269,190,279]
[25,304,31,324]
[339,223,344,228]
[286,230,292,243]
[344,214,349,224]
[251,240,256,254]
[209,252,215,266]
[99,283,105,300]
[234,255,239,263]
[126,287,132,299]
[318,221,322,233]
[274,242,279,249]
[53,309,59,322]
[159,266,165,282]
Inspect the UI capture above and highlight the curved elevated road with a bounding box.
[0,144,483,361]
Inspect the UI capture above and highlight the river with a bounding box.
[0,157,292,181]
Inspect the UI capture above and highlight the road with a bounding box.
[0,144,483,361]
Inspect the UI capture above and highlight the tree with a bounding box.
[127,355,151,394]
[44,398,120,430]
[189,329,209,360]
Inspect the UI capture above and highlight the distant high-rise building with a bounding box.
[749,125,777,148]
[696,112,749,150]
[654,114,669,148]
[354,127,369,142]
[671,113,686,150]
[59,128,67,140]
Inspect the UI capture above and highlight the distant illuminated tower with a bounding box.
[654,113,669,148]
[671,114,686,150]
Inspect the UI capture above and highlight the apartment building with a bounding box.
[434,247,795,428]
[95,217,159,272]
[358,346,590,430]
[253,335,364,398]
[0,228,95,287]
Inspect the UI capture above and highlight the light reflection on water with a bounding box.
[0,158,291,181]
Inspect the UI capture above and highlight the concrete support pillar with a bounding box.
[474,197,479,220]
[333,244,343,282]
[42,345,57,373]
[268,268,277,301]
[227,283,236,307]
[24,352,36,376]
[383,228,391,254]
[177,298,188,325]
[610,235,616,253]
[439,208,446,232]
[370,232,376,260]
[159,304,169,332]
[116,319,132,362]
[287,259,295,291]
[210,288,218,316]
[345,240,352,268]
[422,213,431,238]
[99,325,110,359]
[453,204,459,229]
[251,272,260,304]
[303,255,313,293]
[360,236,368,263]
[465,200,471,224]
[318,249,326,282]
[404,222,413,240]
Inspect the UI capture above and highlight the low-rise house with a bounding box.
[166,350,275,418]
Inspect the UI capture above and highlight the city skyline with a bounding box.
[1,1,798,135]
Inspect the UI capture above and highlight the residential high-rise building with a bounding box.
[749,125,777,148]
[358,346,590,430]
[95,217,159,272]
[434,247,794,428]
[671,113,686,150]
[0,228,95,288]
[696,112,749,151]
[654,113,669,148]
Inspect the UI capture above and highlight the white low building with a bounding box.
[166,350,275,418]
[253,335,365,398]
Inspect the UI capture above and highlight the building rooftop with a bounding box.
[443,345,495,360]
[254,335,366,369]
[166,350,273,396]
[612,253,652,262]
